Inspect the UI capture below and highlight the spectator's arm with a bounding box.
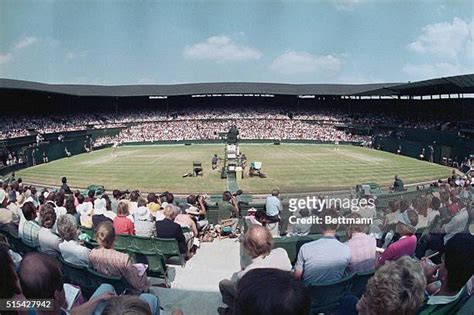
[190,219,198,236]
[197,196,206,216]
[376,243,394,266]
[293,268,303,280]
[293,248,305,280]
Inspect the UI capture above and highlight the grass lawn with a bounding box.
[16,144,452,194]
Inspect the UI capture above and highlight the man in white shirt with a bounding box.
[218,225,291,315]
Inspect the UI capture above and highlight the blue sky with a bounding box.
[0,0,473,85]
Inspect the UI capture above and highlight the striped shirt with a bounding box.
[89,247,150,293]
[345,232,376,273]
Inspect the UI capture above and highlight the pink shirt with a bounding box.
[346,232,376,273]
[113,216,135,235]
[377,235,417,266]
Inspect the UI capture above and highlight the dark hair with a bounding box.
[166,192,174,204]
[234,268,310,315]
[444,233,474,292]
[113,189,122,199]
[130,191,140,202]
[40,203,57,229]
[223,191,232,202]
[61,177,67,184]
[147,193,157,203]
[321,209,339,231]
[102,194,112,210]
[0,243,21,298]
[137,198,147,208]
[22,201,37,221]
[77,194,85,204]
[88,189,95,198]
[400,200,410,212]
[65,197,77,216]
[55,192,65,207]
[38,194,45,205]
[19,252,64,299]
[255,209,267,221]
[431,197,441,210]
[187,195,196,205]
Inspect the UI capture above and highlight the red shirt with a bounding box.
[113,216,135,235]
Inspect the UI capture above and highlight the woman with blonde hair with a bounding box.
[113,200,135,235]
[89,221,150,293]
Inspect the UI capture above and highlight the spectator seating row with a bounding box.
[80,226,184,267]
[0,226,171,294]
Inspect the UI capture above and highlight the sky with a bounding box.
[0,0,473,85]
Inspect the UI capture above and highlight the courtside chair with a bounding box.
[308,273,355,314]
[114,234,132,252]
[87,267,130,294]
[127,247,170,288]
[58,256,96,299]
[350,269,376,298]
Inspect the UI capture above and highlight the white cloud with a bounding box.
[407,17,472,59]
[269,51,344,75]
[335,0,361,11]
[402,62,464,80]
[183,36,262,62]
[15,37,38,50]
[0,53,11,64]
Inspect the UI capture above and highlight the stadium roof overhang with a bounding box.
[0,73,473,97]
[355,73,474,97]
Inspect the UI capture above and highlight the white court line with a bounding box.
[332,148,384,166]
[280,145,320,163]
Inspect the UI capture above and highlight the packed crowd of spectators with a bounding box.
[0,107,444,140]
[0,170,472,314]
[113,119,369,142]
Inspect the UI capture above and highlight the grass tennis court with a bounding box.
[16,144,452,194]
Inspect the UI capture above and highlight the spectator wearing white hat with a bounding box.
[92,198,115,229]
[133,198,155,237]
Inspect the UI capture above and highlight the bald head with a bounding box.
[242,225,273,259]
[19,252,64,299]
